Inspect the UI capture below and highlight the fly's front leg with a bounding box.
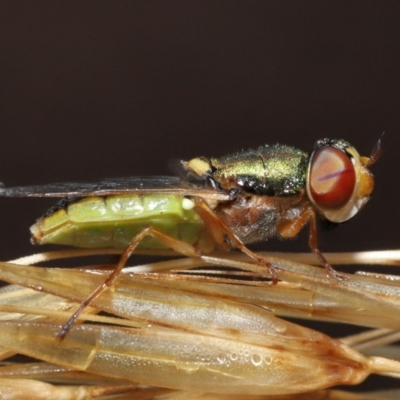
[278,207,346,280]
[306,209,347,281]
[194,198,278,283]
[57,227,199,341]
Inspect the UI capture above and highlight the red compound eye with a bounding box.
[309,146,356,209]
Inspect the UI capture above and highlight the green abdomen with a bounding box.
[31,195,204,249]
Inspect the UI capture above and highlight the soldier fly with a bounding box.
[0,138,380,339]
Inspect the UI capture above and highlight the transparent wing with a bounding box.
[0,176,230,200]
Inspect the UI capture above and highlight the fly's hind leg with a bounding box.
[56,227,200,341]
[194,198,279,283]
[278,207,347,280]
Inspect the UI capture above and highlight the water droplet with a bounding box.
[251,353,263,366]
[274,321,287,333]
[230,352,238,361]
[217,353,227,363]
[264,355,272,365]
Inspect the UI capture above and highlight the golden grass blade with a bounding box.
[0,250,399,398]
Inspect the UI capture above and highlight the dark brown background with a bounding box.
[0,1,399,392]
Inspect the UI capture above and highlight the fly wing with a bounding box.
[0,176,230,200]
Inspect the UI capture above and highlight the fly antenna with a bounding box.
[366,132,384,167]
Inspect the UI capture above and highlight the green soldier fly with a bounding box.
[0,138,380,339]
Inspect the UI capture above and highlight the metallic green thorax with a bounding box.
[209,144,309,196]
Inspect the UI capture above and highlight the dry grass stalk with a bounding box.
[0,249,399,399]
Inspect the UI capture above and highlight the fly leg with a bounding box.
[194,198,279,283]
[306,209,347,280]
[278,207,347,280]
[57,227,200,341]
